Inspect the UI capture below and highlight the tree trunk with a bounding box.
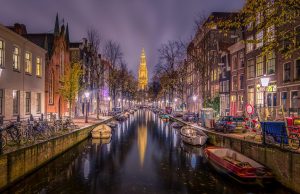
[69,101,72,118]
[96,92,100,119]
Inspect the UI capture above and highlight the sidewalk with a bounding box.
[73,115,113,128]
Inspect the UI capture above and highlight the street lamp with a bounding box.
[174,98,178,111]
[260,74,270,108]
[193,95,197,113]
[84,91,90,123]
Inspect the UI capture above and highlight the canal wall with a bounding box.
[0,118,112,191]
[171,117,300,193]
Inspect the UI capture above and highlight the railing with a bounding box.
[0,114,79,154]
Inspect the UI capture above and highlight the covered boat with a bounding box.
[204,147,273,184]
[180,126,207,146]
[91,124,112,139]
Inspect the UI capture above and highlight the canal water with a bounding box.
[4,110,295,194]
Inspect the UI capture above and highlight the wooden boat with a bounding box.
[170,122,183,129]
[204,147,273,184]
[91,124,112,139]
[116,114,127,121]
[180,126,207,146]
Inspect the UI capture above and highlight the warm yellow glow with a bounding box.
[137,125,147,167]
[138,48,148,90]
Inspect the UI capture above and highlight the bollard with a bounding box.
[0,116,3,125]
[30,114,34,121]
[41,113,44,121]
[17,115,20,122]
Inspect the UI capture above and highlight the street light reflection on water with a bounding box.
[3,110,295,194]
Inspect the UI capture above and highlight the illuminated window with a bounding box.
[256,55,263,77]
[13,47,20,71]
[37,93,41,113]
[267,51,276,75]
[256,91,264,106]
[25,92,31,114]
[36,57,42,77]
[13,90,20,115]
[247,86,254,105]
[0,40,4,67]
[49,71,54,104]
[25,52,32,74]
[246,36,254,53]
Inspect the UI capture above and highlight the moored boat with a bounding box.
[91,124,112,139]
[204,147,273,184]
[107,121,118,128]
[180,126,207,146]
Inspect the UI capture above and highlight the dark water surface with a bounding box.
[4,110,295,194]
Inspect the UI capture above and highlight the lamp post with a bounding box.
[84,91,90,123]
[174,98,178,111]
[260,75,270,108]
[193,95,197,113]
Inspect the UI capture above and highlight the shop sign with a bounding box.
[246,104,254,115]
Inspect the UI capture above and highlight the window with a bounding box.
[49,71,54,104]
[36,57,42,77]
[0,89,3,115]
[232,76,238,91]
[246,36,254,53]
[256,31,264,48]
[13,90,20,115]
[238,95,244,111]
[239,51,244,68]
[267,25,275,42]
[37,93,41,113]
[239,74,244,90]
[0,40,4,67]
[256,55,263,77]
[284,62,291,82]
[25,52,32,74]
[266,51,276,75]
[13,47,20,71]
[247,59,255,79]
[291,91,299,108]
[60,50,64,77]
[296,26,300,48]
[25,92,31,114]
[248,86,254,105]
[256,91,264,106]
[296,59,300,80]
[281,92,288,110]
[232,55,238,70]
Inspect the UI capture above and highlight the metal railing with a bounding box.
[0,114,79,154]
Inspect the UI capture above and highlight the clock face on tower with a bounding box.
[138,48,148,90]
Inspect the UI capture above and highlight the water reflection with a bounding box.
[4,110,295,194]
[137,125,147,167]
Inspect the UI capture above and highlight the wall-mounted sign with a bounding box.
[246,104,254,115]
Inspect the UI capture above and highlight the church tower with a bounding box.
[138,48,148,90]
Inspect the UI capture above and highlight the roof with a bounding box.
[25,33,54,55]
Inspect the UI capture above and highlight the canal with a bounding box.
[4,110,295,194]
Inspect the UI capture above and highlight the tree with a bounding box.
[156,40,186,105]
[103,40,123,107]
[209,0,300,58]
[59,63,83,117]
[87,27,104,119]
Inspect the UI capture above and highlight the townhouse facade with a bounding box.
[0,23,46,120]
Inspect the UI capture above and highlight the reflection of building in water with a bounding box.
[138,125,147,167]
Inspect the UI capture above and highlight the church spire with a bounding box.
[138,48,148,90]
[65,23,70,47]
[54,13,59,36]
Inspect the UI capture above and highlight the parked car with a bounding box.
[215,116,246,133]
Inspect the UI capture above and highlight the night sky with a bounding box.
[0,0,244,78]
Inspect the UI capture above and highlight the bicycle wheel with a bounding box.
[288,134,300,150]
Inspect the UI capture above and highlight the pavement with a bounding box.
[73,115,113,128]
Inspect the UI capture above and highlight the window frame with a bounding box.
[12,46,20,71]
[25,51,32,74]
[266,51,276,75]
[283,62,292,82]
[36,93,41,114]
[247,58,255,79]
[256,55,264,77]
[0,39,5,68]
[25,91,31,114]
[36,56,42,77]
[12,90,20,115]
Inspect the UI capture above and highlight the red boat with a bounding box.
[204,147,273,184]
